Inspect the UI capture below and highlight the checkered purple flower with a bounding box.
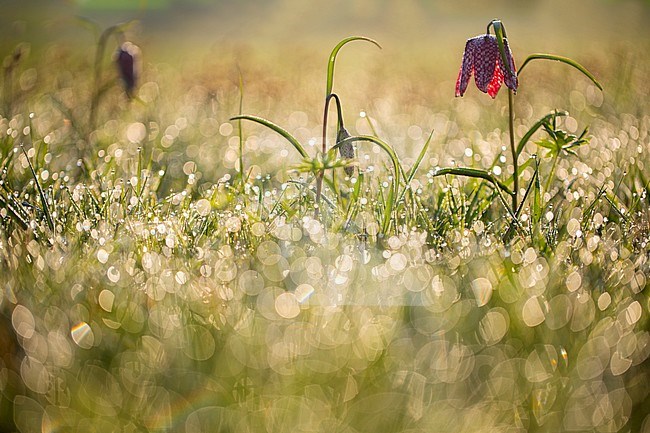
[115,42,140,99]
[455,34,517,98]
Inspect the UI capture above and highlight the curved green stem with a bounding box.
[237,70,245,190]
[230,115,308,158]
[315,93,345,217]
[425,166,514,196]
[326,36,381,97]
[518,54,603,91]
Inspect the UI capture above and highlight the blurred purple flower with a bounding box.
[115,42,140,99]
[455,34,517,98]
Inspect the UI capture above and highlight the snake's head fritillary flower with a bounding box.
[455,34,517,98]
[115,41,140,99]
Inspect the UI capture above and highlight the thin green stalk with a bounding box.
[544,153,560,194]
[89,25,117,132]
[315,93,346,218]
[315,94,335,218]
[237,70,245,191]
[508,88,518,213]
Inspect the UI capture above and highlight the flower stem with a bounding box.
[508,88,518,213]
[237,71,245,191]
[315,94,333,218]
[315,93,345,218]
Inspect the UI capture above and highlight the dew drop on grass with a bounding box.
[523,248,537,265]
[295,284,314,304]
[479,308,508,345]
[624,301,642,326]
[219,122,233,136]
[226,216,241,233]
[522,296,546,327]
[71,322,94,349]
[471,278,493,307]
[183,325,215,361]
[566,271,582,292]
[388,253,407,272]
[597,292,611,311]
[12,305,35,339]
[107,266,120,283]
[251,221,266,237]
[525,345,558,382]
[98,290,115,312]
[126,122,146,143]
[175,271,187,285]
[238,270,264,296]
[610,350,633,376]
[546,294,572,330]
[97,248,109,264]
[275,292,300,319]
[256,241,281,265]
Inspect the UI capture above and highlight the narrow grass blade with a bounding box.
[518,54,603,91]
[344,171,364,230]
[429,167,514,197]
[582,183,607,232]
[326,37,381,96]
[532,158,542,225]
[515,164,538,219]
[465,183,486,224]
[382,180,395,234]
[0,194,29,230]
[605,194,630,224]
[1,146,16,174]
[398,130,433,202]
[231,115,308,159]
[21,145,54,233]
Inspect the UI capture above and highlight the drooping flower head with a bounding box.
[115,41,140,99]
[455,32,517,98]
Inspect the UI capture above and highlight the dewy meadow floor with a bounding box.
[1,1,650,432]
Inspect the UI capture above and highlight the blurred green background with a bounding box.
[3,0,650,63]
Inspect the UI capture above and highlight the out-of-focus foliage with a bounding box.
[1,1,650,432]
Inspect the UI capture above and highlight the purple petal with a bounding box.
[455,38,475,97]
[472,35,499,93]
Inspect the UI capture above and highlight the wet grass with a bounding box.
[1,16,650,433]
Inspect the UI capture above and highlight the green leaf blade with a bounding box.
[518,53,603,91]
[230,115,309,159]
[516,110,567,156]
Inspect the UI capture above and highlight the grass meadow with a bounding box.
[1,1,649,432]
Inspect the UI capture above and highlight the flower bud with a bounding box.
[336,126,355,176]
